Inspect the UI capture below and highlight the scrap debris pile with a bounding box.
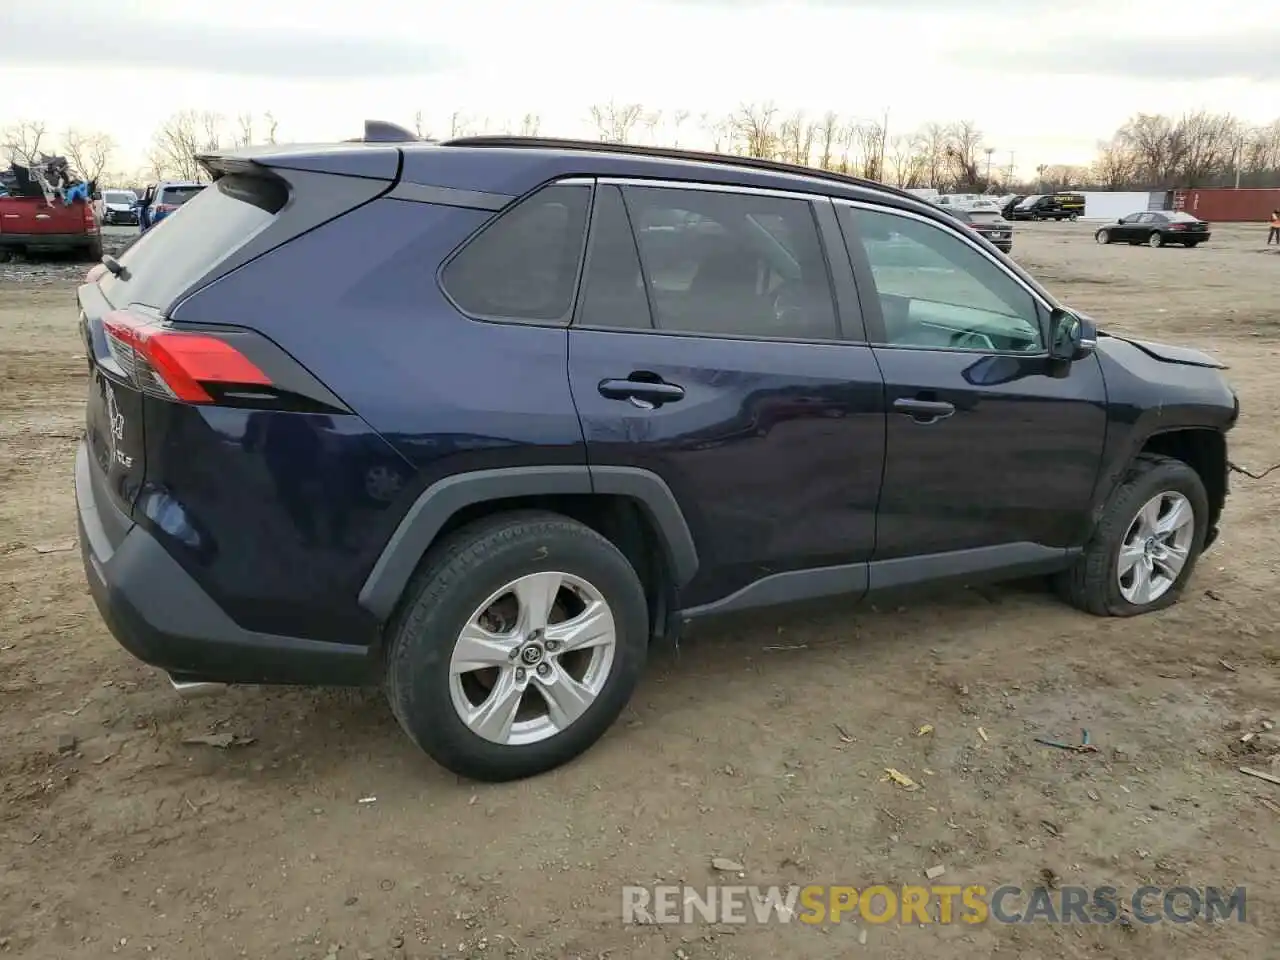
[0,155,94,205]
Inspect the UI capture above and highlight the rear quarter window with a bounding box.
[100,174,287,310]
[440,183,591,325]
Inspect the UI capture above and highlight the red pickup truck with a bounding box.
[0,194,102,262]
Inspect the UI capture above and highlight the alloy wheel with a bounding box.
[1116,491,1195,605]
[448,571,617,745]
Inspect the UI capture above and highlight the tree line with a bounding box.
[3,105,1278,193]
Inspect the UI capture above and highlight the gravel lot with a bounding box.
[1,221,1278,959]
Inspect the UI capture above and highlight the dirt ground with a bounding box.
[1,222,1278,959]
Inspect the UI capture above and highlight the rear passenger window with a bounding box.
[441,183,590,324]
[575,186,653,330]
[619,186,839,340]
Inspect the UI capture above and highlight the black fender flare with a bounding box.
[358,464,699,622]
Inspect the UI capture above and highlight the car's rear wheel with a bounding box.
[1096,229,1110,244]
[1148,232,1165,248]
[1069,213,1079,222]
[385,511,649,781]
[1056,454,1208,617]
[1186,240,1201,248]
[84,237,103,262]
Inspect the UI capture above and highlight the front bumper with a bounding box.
[75,441,377,686]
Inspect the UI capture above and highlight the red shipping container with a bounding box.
[1173,188,1280,222]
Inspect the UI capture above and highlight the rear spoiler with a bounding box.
[196,120,417,182]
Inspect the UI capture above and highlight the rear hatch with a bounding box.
[81,158,393,519]
[82,171,292,518]
[1,195,93,237]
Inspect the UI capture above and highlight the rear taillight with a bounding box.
[156,203,177,214]
[101,310,271,404]
[1171,223,1186,231]
[83,204,96,228]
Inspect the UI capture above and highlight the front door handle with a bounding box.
[598,377,685,408]
[893,397,955,423]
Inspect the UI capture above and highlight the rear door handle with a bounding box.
[893,397,955,422]
[598,377,685,409]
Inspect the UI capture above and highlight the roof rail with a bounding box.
[440,135,913,200]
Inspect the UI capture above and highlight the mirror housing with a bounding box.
[1048,308,1097,362]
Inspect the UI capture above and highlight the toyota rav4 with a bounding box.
[75,123,1238,782]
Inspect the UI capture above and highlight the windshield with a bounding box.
[1166,211,1200,222]
[969,211,1002,222]
[104,191,135,205]
[1015,196,1040,208]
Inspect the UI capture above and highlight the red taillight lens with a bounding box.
[101,310,271,404]
[156,203,177,214]
[83,204,96,228]
[1171,223,1186,231]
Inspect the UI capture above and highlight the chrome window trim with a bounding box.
[833,197,1054,315]
[597,176,824,204]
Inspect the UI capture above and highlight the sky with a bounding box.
[1,0,1278,178]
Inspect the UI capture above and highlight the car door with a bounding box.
[1110,214,1137,242]
[835,201,1107,586]
[567,181,886,612]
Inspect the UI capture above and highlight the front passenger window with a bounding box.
[841,206,1043,353]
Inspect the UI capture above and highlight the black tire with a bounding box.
[1096,229,1110,244]
[1148,232,1164,248]
[1056,453,1208,617]
[385,511,649,782]
[84,237,104,262]
[0,249,10,263]
[1186,240,1201,248]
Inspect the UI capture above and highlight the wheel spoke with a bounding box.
[1117,540,1146,577]
[515,572,562,634]
[545,600,616,653]
[466,668,524,743]
[1137,497,1163,537]
[1129,557,1154,604]
[534,663,595,731]
[1155,497,1192,539]
[451,624,517,674]
[1154,542,1189,580]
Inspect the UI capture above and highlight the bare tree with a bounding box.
[777,111,815,165]
[62,129,115,182]
[148,111,205,181]
[814,112,841,171]
[943,121,983,190]
[588,101,644,143]
[888,134,926,187]
[699,112,729,153]
[728,102,780,159]
[1090,138,1138,189]
[642,110,663,144]
[234,113,255,148]
[263,112,279,145]
[671,109,690,148]
[1,120,50,164]
[918,122,949,188]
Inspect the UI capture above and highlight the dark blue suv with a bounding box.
[75,123,1238,781]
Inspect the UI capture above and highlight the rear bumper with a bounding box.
[0,232,97,251]
[75,441,378,687]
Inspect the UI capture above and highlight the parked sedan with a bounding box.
[1095,211,1211,248]
[947,207,1014,252]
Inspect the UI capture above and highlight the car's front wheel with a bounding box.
[1096,229,1110,244]
[385,511,649,781]
[1148,232,1165,248]
[1056,454,1208,617]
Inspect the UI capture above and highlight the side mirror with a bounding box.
[1049,309,1097,362]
